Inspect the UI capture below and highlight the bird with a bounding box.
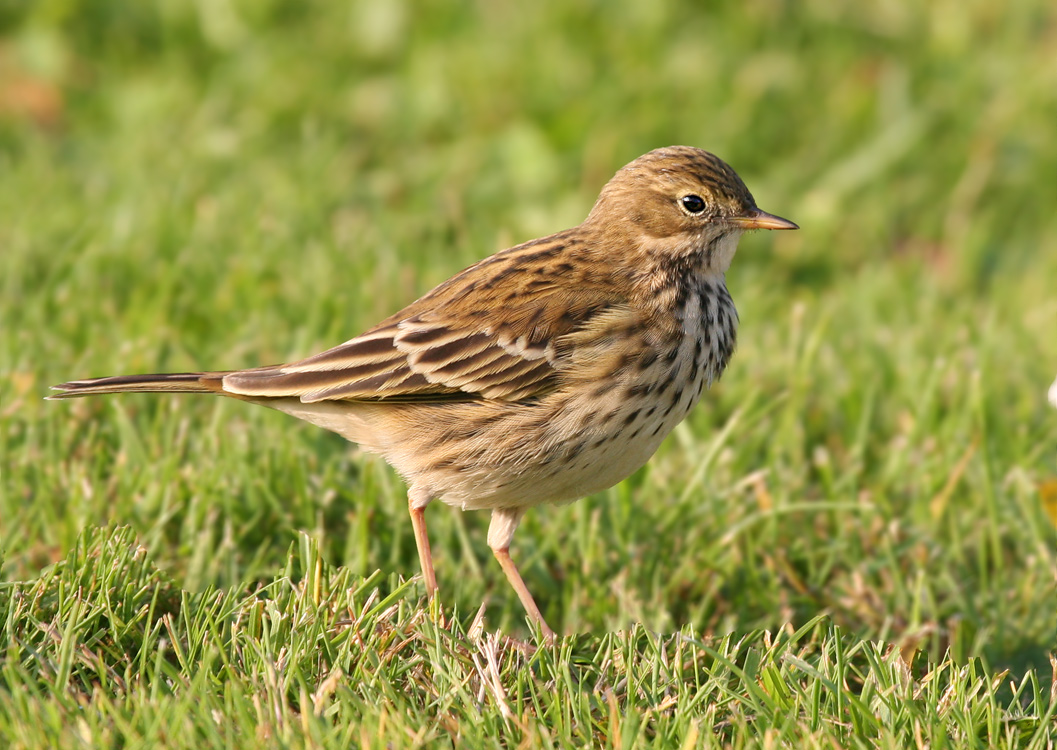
[51,146,797,639]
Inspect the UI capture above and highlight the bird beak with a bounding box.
[729,209,798,231]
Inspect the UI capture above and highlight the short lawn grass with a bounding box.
[2,1,1056,747]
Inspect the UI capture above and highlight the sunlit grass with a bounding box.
[2,1,1055,746]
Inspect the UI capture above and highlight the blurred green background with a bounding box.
[2,0,1055,673]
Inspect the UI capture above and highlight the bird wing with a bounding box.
[222,246,623,404]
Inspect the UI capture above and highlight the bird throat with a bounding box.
[678,271,739,393]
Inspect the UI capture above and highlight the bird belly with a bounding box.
[274,310,729,515]
[421,331,715,512]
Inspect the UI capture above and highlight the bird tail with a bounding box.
[48,372,231,399]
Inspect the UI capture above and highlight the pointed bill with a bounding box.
[729,208,798,231]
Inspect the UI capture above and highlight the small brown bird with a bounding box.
[51,146,797,638]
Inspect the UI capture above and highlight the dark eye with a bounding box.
[680,194,706,214]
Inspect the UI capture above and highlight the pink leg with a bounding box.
[491,546,556,640]
[409,503,438,596]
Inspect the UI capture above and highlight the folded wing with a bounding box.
[223,265,621,404]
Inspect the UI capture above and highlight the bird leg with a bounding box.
[489,508,556,640]
[408,499,438,596]
[491,546,556,640]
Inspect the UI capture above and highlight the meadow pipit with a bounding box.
[52,146,797,638]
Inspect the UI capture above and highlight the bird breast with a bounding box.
[415,275,739,512]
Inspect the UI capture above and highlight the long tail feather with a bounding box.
[48,372,230,399]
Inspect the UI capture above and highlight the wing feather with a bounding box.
[222,232,626,404]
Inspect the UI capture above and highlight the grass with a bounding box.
[2,0,1056,746]
[2,528,1053,748]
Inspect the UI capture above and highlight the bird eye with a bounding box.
[680,194,706,214]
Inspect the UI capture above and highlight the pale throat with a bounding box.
[710,230,744,274]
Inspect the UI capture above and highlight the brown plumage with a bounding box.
[51,146,797,638]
